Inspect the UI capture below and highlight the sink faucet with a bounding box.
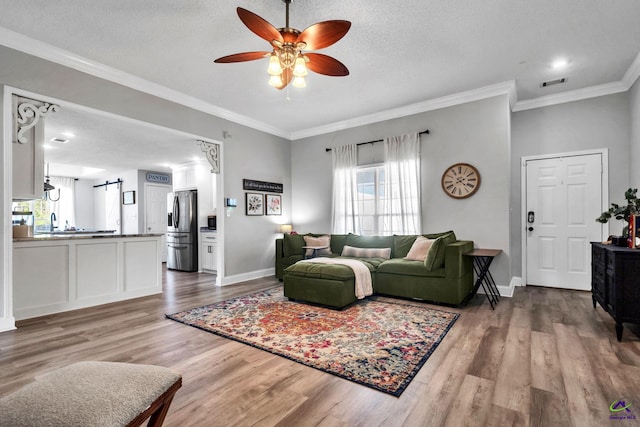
[50,212,56,232]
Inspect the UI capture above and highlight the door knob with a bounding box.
[528,227,534,232]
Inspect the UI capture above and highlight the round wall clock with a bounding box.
[441,163,481,199]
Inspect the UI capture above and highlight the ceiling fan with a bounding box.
[214,0,351,90]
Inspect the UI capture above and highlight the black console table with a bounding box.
[591,242,640,341]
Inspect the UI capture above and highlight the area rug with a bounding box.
[166,287,458,397]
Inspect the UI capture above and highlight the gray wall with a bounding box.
[510,92,631,277]
[0,45,291,281]
[292,95,512,288]
[631,81,640,186]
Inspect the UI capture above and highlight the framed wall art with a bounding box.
[245,192,264,216]
[265,194,282,215]
[122,190,136,205]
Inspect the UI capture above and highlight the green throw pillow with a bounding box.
[424,232,457,271]
[283,233,306,257]
[424,237,444,271]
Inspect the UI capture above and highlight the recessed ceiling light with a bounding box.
[552,59,568,69]
[61,131,75,138]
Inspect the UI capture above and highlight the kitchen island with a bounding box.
[13,233,163,320]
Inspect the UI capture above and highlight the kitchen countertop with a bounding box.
[14,233,164,242]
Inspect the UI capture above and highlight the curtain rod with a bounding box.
[93,178,122,189]
[325,129,430,152]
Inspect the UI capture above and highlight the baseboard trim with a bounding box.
[0,316,16,333]
[220,268,275,287]
[495,276,521,298]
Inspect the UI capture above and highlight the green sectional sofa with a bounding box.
[275,232,474,309]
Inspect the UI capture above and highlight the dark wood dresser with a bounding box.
[591,242,640,341]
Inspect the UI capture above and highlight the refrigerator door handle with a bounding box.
[168,244,188,249]
[173,196,180,228]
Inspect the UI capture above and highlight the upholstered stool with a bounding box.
[284,262,362,309]
[0,361,182,427]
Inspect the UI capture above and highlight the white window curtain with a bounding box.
[382,132,421,235]
[331,144,361,234]
[49,176,76,230]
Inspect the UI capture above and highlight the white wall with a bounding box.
[292,95,512,289]
[511,92,631,277]
[631,81,640,186]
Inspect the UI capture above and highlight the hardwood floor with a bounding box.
[1,268,639,426]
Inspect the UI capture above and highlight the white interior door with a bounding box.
[145,183,170,262]
[525,153,603,290]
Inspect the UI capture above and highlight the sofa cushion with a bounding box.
[283,233,307,257]
[341,245,391,259]
[330,234,349,255]
[393,231,456,259]
[345,235,394,254]
[377,258,446,278]
[423,230,456,240]
[405,236,437,261]
[303,235,331,256]
[424,237,444,270]
[285,258,378,280]
[393,235,418,259]
[427,231,457,270]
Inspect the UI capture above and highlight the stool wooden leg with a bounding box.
[125,378,182,427]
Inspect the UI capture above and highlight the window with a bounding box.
[12,199,52,232]
[356,165,385,236]
[332,134,421,236]
[12,176,76,232]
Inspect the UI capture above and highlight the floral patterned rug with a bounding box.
[166,287,459,397]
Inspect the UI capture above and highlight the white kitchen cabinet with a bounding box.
[172,166,197,191]
[13,234,162,320]
[201,232,217,273]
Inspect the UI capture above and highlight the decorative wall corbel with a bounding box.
[197,140,220,174]
[13,96,60,144]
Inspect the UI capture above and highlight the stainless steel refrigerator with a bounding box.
[167,190,198,271]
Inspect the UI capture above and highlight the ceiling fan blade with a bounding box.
[214,52,270,63]
[297,20,351,50]
[237,7,284,45]
[274,68,293,90]
[304,53,349,76]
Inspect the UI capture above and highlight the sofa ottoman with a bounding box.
[284,258,382,309]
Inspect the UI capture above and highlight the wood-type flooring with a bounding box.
[1,268,639,426]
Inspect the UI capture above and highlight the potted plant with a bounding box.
[596,188,640,239]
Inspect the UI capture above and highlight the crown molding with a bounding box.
[291,81,517,140]
[0,27,291,139]
[622,50,640,89]
[512,81,628,112]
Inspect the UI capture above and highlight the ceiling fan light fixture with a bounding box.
[293,56,308,77]
[292,76,306,88]
[269,74,284,87]
[267,53,283,75]
[214,3,350,90]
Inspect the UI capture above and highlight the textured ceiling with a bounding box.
[1,0,639,176]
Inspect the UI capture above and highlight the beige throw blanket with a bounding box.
[298,257,373,299]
